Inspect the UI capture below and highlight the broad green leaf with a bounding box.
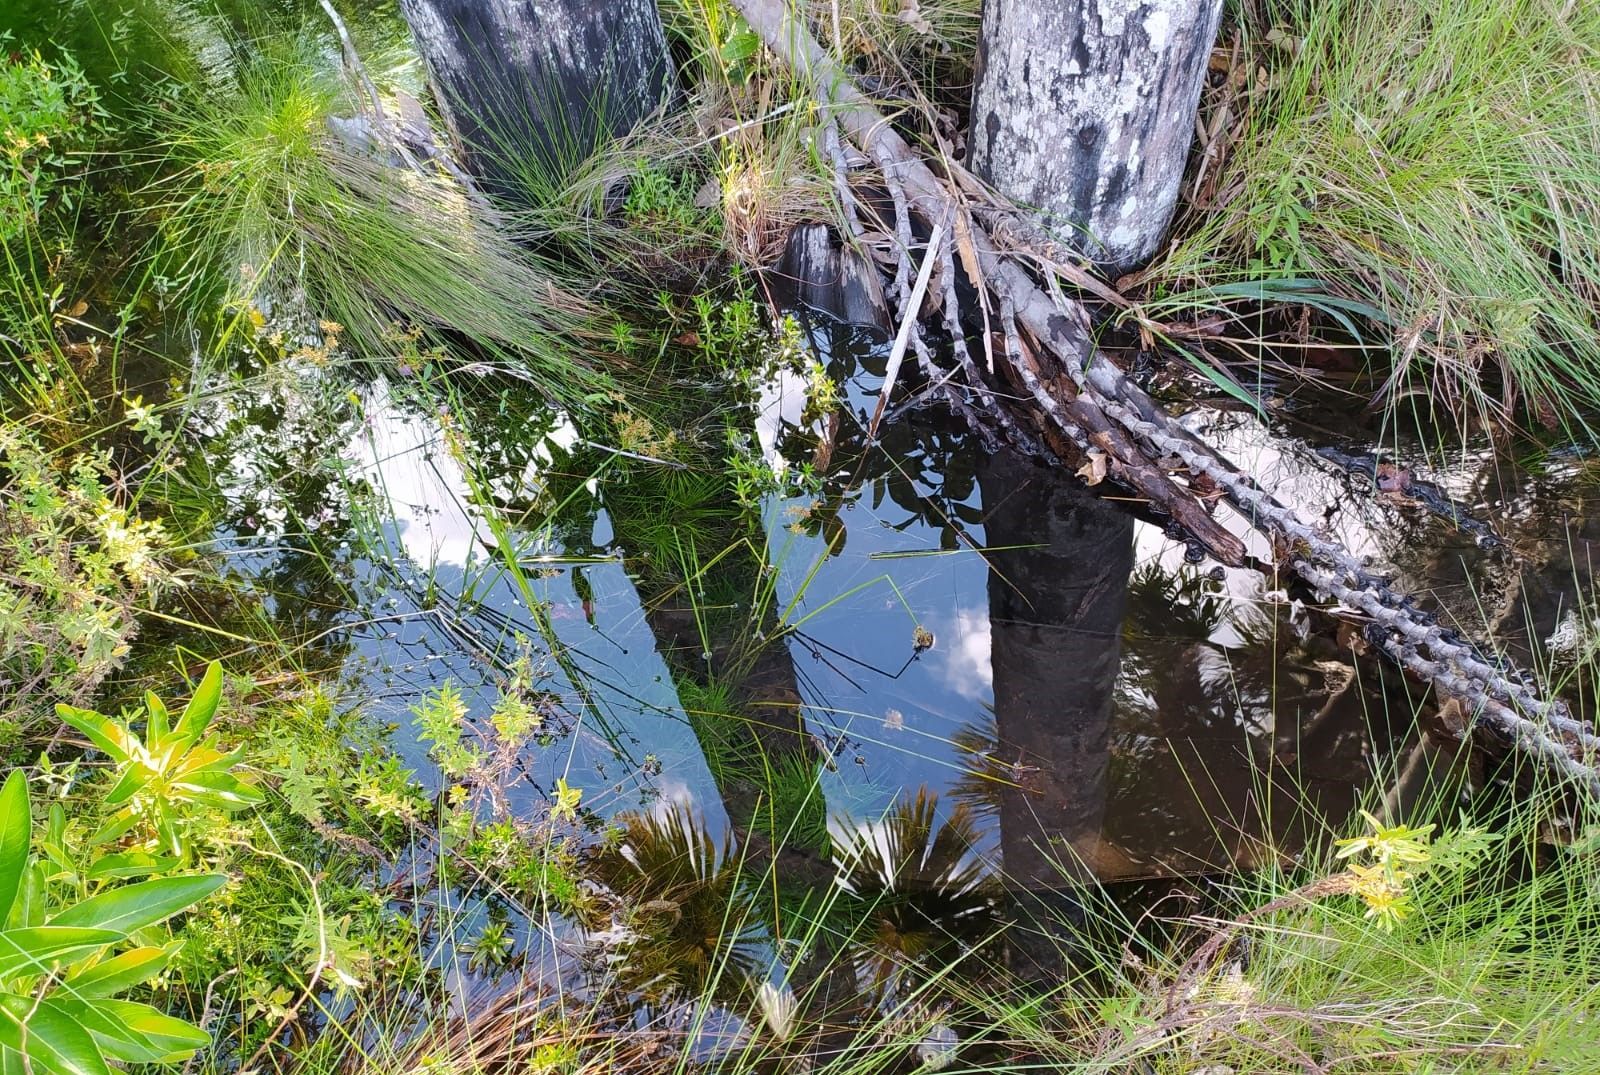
[60,945,173,1000]
[0,927,122,982]
[14,865,45,928]
[85,853,179,883]
[0,993,111,1075]
[173,744,245,776]
[0,1045,25,1075]
[173,662,223,748]
[38,807,70,875]
[100,765,144,809]
[84,812,139,851]
[54,707,134,762]
[39,997,202,1065]
[47,875,223,935]
[0,774,28,926]
[95,1000,207,1057]
[156,814,183,858]
[143,692,170,750]
[172,773,263,810]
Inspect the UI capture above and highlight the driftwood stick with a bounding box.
[730,0,1600,792]
[871,211,947,439]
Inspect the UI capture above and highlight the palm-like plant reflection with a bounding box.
[585,805,766,1007]
[831,787,1001,989]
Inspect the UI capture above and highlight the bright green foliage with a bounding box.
[0,770,223,1075]
[57,662,263,860]
[0,426,174,746]
[1334,809,1439,931]
[0,45,102,352]
[411,680,483,779]
[0,48,99,242]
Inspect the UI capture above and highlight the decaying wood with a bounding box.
[730,0,1600,795]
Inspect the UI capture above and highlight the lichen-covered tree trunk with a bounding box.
[969,0,1223,276]
[398,0,675,195]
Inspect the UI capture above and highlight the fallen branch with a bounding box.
[731,0,1600,795]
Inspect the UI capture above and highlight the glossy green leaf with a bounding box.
[172,772,263,810]
[0,774,28,927]
[14,865,45,929]
[47,875,223,935]
[143,692,170,750]
[85,853,179,883]
[95,1000,207,1057]
[60,945,173,1000]
[99,765,144,809]
[0,928,122,982]
[173,662,223,748]
[39,996,202,1065]
[54,707,133,762]
[84,812,139,850]
[0,993,111,1075]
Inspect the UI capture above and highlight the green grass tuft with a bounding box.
[1160,0,1600,435]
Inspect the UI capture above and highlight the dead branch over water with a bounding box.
[730,0,1600,794]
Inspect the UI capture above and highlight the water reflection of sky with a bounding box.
[202,320,1592,892]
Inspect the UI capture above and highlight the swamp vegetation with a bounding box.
[2,1,1600,1073]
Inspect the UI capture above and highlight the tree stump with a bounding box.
[399,0,676,196]
[969,0,1224,275]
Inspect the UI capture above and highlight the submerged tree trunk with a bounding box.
[398,0,676,195]
[969,0,1224,276]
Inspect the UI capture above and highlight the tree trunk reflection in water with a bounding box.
[978,449,1134,973]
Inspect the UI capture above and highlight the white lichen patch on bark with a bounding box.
[969,0,1223,275]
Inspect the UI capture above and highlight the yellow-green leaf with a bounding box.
[0,774,29,926]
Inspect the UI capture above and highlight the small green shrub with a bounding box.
[0,45,102,350]
[0,769,223,1075]
[0,425,175,746]
[57,661,264,861]
[0,46,99,244]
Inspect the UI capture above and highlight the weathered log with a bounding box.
[970,0,1224,276]
[398,0,676,195]
[729,0,1600,796]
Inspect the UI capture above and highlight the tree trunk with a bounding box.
[398,0,676,196]
[969,0,1223,276]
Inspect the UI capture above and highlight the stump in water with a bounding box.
[398,0,676,195]
[730,0,1600,794]
[969,0,1224,275]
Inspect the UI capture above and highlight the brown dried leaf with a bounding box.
[1076,448,1109,486]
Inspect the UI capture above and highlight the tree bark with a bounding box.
[398,0,676,195]
[969,0,1223,276]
